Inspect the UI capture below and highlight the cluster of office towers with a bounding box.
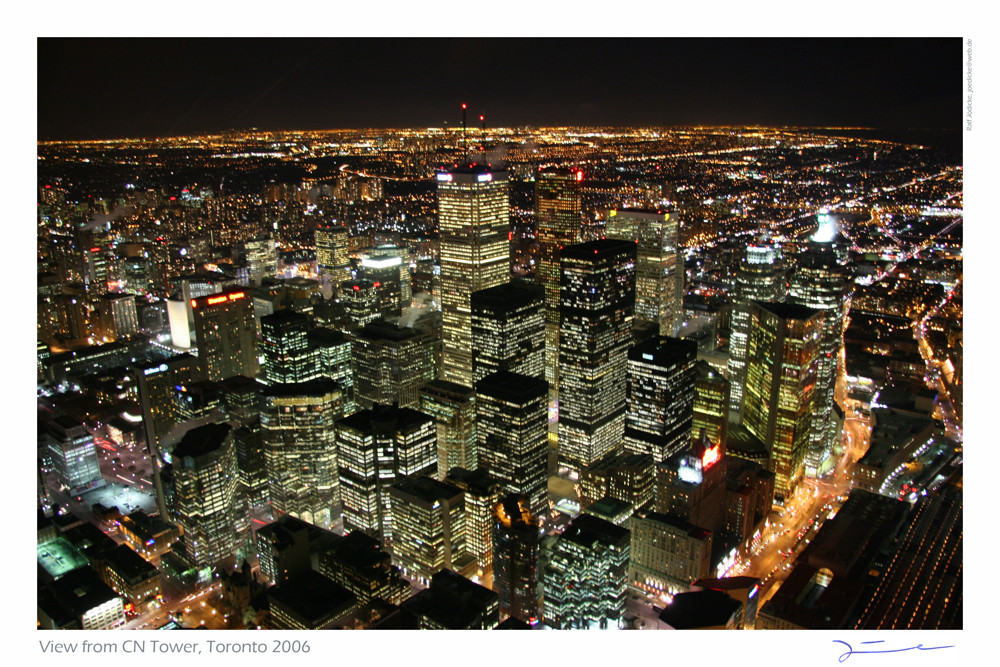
[127,162,845,628]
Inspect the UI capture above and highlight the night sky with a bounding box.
[37,37,961,141]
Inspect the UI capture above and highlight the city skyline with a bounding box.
[28,14,982,660]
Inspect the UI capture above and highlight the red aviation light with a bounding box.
[462,103,467,110]
[702,443,721,470]
[373,281,381,288]
[352,285,360,291]
[90,247,101,253]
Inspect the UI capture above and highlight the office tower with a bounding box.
[579,450,655,511]
[471,281,545,382]
[260,310,317,385]
[241,235,278,286]
[388,475,473,585]
[475,371,549,522]
[437,165,511,385]
[445,467,503,576]
[728,241,785,419]
[319,531,410,606]
[340,279,380,329]
[173,379,221,422]
[171,423,245,569]
[315,223,352,289]
[625,336,697,461]
[558,239,636,477]
[535,168,584,387]
[693,360,730,447]
[420,380,478,476]
[42,416,103,495]
[742,302,822,502]
[542,514,630,629]
[789,238,849,476]
[336,406,437,543]
[94,293,139,341]
[606,208,683,337]
[492,495,540,624]
[218,375,267,507]
[255,514,341,585]
[132,354,196,518]
[262,379,343,528]
[190,288,258,381]
[655,433,727,534]
[628,510,713,597]
[360,245,411,319]
[351,320,435,410]
[307,327,355,415]
[401,569,500,630]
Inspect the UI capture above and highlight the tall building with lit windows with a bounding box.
[171,422,246,568]
[742,302,822,502]
[475,371,549,521]
[445,467,503,576]
[360,245,411,320]
[190,288,258,381]
[335,406,437,544]
[315,223,352,290]
[420,380,478,476]
[625,336,697,462]
[542,513,630,629]
[558,240,636,477]
[436,165,511,385]
[471,281,545,382]
[693,360,730,447]
[535,168,584,387]
[606,208,683,337]
[728,241,784,420]
[307,327,355,415]
[492,495,540,624]
[789,238,848,476]
[351,320,435,410]
[260,309,317,385]
[262,380,343,528]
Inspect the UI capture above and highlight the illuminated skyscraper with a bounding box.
[420,380,478,476]
[542,513,630,629]
[132,354,196,517]
[742,302,822,501]
[471,281,545,382]
[606,208,683,336]
[339,279,380,329]
[307,327,355,415]
[535,168,583,387]
[260,310,317,385]
[94,293,139,341]
[351,320,435,410]
[315,223,352,290]
[728,241,784,419]
[388,475,471,586]
[360,245,411,320]
[558,240,636,477]
[43,416,103,495]
[693,360,730,447]
[437,165,511,385]
[335,406,437,543]
[625,336,697,462]
[445,467,503,576]
[475,371,549,522]
[789,238,848,476]
[492,495,540,624]
[262,380,344,528]
[190,288,258,381]
[171,422,246,568]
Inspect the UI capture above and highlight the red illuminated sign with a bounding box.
[576,170,583,181]
[702,443,721,470]
[207,295,228,305]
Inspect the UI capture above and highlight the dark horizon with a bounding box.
[38,37,961,143]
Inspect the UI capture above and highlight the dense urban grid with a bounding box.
[36,122,962,630]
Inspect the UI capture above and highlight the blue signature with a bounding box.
[833,640,955,662]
